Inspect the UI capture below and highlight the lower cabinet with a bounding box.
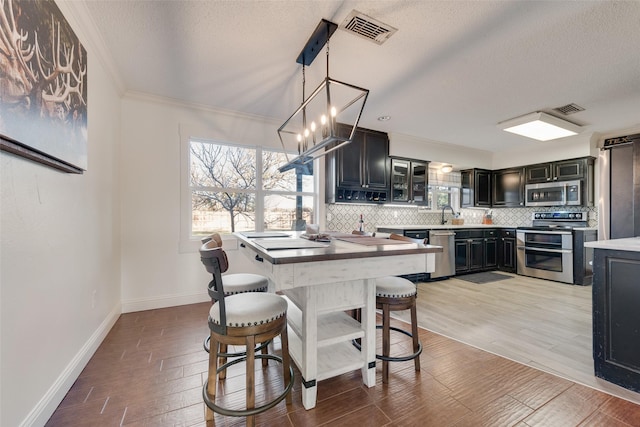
[455,236,484,273]
[498,229,517,273]
[484,230,498,269]
[455,229,502,274]
[592,248,640,393]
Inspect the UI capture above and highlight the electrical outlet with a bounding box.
[394,211,398,218]
[327,213,332,221]
[91,290,97,309]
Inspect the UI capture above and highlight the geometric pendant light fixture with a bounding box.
[278,19,369,172]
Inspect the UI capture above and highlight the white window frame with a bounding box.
[180,126,317,252]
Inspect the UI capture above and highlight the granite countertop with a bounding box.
[584,237,640,252]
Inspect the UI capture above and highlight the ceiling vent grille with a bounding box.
[554,103,585,115]
[340,10,397,45]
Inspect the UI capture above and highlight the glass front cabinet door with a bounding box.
[391,158,410,202]
[391,158,429,205]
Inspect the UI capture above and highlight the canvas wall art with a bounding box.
[1,0,87,173]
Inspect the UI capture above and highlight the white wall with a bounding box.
[119,94,283,312]
[389,132,494,169]
[0,3,123,426]
[491,132,597,169]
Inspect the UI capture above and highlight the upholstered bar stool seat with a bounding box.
[208,293,288,333]
[221,273,269,295]
[376,276,417,298]
[375,275,422,383]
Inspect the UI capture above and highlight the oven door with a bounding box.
[516,230,574,283]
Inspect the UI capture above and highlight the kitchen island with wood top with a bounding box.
[234,232,442,409]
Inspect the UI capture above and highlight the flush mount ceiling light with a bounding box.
[498,111,583,142]
[277,19,369,172]
[440,164,453,173]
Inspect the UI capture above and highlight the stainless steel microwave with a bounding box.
[525,180,581,207]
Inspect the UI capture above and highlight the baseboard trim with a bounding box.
[121,291,210,313]
[20,303,122,427]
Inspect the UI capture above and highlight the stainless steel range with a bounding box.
[517,212,596,285]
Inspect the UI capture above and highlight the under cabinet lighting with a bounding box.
[498,112,582,141]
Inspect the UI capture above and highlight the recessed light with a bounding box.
[377,115,391,122]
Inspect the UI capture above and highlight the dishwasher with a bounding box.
[428,230,456,279]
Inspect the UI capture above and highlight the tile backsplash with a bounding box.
[325,204,598,232]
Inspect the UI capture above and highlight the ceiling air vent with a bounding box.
[553,103,585,115]
[340,10,397,45]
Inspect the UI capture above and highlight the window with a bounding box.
[427,169,461,211]
[187,138,316,238]
[428,185,460,210]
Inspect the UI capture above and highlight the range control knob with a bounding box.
[534,213,541,219]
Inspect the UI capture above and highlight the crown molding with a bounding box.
[55,0,126,96]
[123,90,283,126]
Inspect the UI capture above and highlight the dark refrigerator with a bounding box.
[598,133,640,240]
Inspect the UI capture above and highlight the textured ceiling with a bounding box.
[82,0,640,157]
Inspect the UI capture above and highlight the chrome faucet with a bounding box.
[441,205,456,225]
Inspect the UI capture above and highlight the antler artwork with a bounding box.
[0,0,86,124]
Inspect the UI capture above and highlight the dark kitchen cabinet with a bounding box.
[461,169,492,208]
[525,157,594,184]
[454,229,485,273]
[492,167,525,207]
[498,229,517,273]
[390,158,429,205]
[325,125,390,204]
[455,229,500,274]
[483,229,498,269]
[592,247,640,393]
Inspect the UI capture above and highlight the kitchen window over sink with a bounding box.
[428,168,461,211]
[183,137,317,243]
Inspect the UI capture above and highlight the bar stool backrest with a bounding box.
[200,242,230,335]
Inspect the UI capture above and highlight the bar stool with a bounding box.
[200,243,293,426]
[375,275,422,383]
[200,235,270,375]
[353,233,423,383]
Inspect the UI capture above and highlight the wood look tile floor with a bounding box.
[47,277,640,426]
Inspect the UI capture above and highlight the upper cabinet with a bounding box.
[492,167,525,207]
[390,158,429,205]
[461,169,492,208]
[325,124,390,203]
[525,157,594,184]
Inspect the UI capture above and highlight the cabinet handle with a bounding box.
[240,243,246,248]
[255,254,263,262]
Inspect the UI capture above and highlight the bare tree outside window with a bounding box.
[189,140,315,235]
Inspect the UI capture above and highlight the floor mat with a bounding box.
[456,271,512,284]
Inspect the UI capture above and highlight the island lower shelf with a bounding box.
[283,296,366,382]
